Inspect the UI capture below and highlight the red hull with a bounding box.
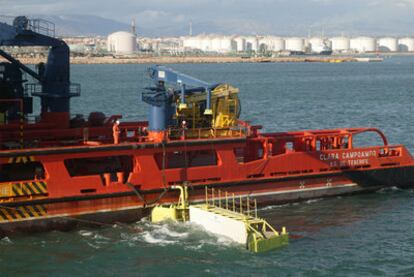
[1,126,414,235]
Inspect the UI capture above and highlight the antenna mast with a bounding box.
[131,19,136,35]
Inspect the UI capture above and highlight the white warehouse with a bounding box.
[107,31,137,54]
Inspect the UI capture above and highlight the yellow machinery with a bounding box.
[151,185,189,223]
[144,66,242,138]
[176,83,240,129]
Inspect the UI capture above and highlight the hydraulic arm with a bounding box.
[143,65,240,132]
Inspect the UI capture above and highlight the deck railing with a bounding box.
[205,187,258,218]
[168,126,247,140]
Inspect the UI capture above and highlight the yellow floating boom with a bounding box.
[150,186,288,253]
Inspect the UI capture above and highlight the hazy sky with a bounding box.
[2,0,414,35]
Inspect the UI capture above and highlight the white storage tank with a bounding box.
[330,37,350,52]
[183,36,202,50]
[220,36,236,53]
[233,37,246,52]
[378,37,398,52]
[270,36,285,51]
[245,36,259,51]
[398,37,414,52]
[258,36,271,51]
[107,31,137,54]
[285,37,305,52]
[200,36,212,52]
[325,39,332,49]
[209,36,234,53]
[211,36,222,52]
[259,36,285,51]
[350,37,377,53]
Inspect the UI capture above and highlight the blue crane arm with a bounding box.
[148,65,211,89]
[148,65,214,114]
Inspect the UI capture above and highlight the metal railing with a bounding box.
[28,18,55,37]
[0,16,55,37]
[25,83,81,97]
[205,187,258,218]
[0,15,14,25]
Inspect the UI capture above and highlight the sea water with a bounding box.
[2,57,414,276]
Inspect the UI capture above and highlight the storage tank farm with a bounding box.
[107,31,137,54]
[179,34,414,54]
[378,37,398,52]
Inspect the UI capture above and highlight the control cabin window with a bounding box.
[155,150,217,169]
[234,142,264,163]
[0,161,45,182]
[64,156,133,177]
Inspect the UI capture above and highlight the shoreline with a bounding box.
[0,55,385,65]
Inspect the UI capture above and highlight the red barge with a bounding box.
[1,17,414,235]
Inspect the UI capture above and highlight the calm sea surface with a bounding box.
[2,57,414,276]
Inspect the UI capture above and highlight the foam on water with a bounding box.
[305,198,323,204]
[0,236,12,245]
[142,231,177,245]
[377,186,402,193]
[131,220,193,246]
[79,230,93,237]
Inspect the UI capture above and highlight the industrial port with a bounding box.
[1,16,414,64]
[65,34,414,56]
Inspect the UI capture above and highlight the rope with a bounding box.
[124,182,170,208]
[162,139,167,189]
